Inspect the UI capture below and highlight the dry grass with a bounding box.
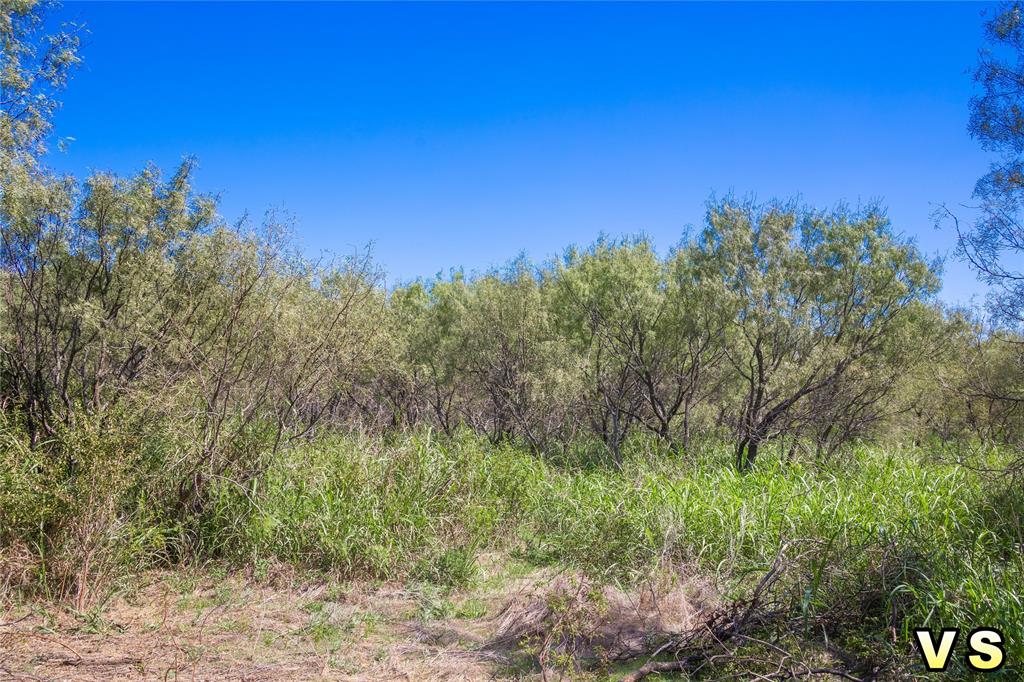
[489,569,718,666]
[0,570,501,681]
[0,561,725,682]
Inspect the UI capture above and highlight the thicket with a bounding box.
[1,1,1024,677]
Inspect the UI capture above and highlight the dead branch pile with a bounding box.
[487,544,872,682]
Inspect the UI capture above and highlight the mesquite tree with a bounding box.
[693,200,938,470]
[551,240,659,464]
[966,1,1024,329]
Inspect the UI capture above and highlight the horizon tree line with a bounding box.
[0,0,1021,501]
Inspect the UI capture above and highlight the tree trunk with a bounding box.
[735,436,759,471]
[608,409,624,467]
[681,396,692,454]
[735,437,748,470]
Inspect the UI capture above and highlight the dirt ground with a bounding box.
[0,572,513,681]
[0,557,720,682]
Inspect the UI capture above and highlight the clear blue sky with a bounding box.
[49,1,996,304]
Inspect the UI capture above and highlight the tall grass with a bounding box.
[518,446,1022,672]
[200,430,546,584]
[1,422,1020,674]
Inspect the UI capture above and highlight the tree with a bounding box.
[0,0,81,173]
[0,162,216,445]
[693,200,938,470]
[651,246,729,451]
[458,260,577,449]
[0,0,83,442]
[551,239,658,464]
[405,274,469,436]
[946,1,1024,443]
[964,1,1024,329]
[802,301,948,457]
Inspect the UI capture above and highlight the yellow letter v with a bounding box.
[914,628,959,671]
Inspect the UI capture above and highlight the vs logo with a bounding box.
[914,628,1006,673]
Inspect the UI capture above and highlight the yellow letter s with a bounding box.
[967,628,1005,672]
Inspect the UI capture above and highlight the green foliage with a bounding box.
[0,413,176,605]
[197,431,542,582]
[0,5,1022,679]
[966,1,1024,329]
[4,418,1020,674]
[0,0,81,170]
[692,199,941,468]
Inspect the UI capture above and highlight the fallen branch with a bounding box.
[620,541,867,682]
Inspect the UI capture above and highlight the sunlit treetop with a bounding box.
[0,0,80,173]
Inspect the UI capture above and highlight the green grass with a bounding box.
[1,423,1021,677]
[523,446,1023,676]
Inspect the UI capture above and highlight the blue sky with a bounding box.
[50,2,996,304]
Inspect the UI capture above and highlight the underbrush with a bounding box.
[200,430,545,584]
[0,416,177,607]
[0,422,1020,677]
